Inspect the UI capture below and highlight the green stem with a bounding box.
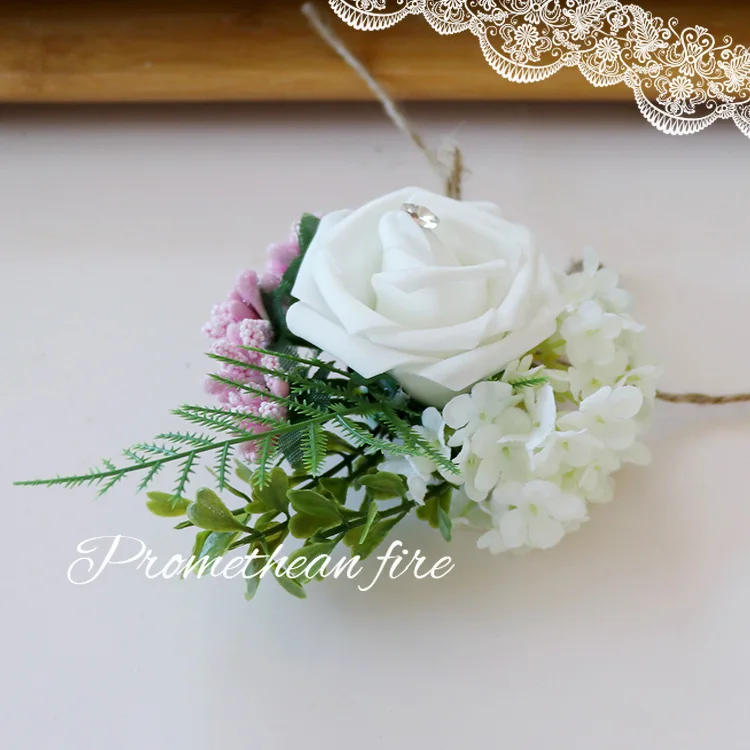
[292,447,382,490]
[316,499,415,541]
[227,521,289,551]
[293,450,360,489]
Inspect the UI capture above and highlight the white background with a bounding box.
[2,102,750,749]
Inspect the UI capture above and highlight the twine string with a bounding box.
[301,2,462,199]
[652,391,750,404]
[302,2,748,406]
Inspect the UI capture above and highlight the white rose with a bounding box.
[286,187,562,407]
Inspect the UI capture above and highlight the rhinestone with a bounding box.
[400,203,439,229]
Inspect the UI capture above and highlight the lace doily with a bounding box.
[328,0,750,138]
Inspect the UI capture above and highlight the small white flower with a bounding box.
[470,411,535,492]
[477,480,588,553]
[517,383,558,451]
[574,449,620,503]
[443,380,521,447]
[451,383,557,498]
[467,384,554,488]
[543,366,572,394]
[560,300,624,367]
[379,406,457,503]
[618,364,663,401]
[558,385,644,451]
[567,354,629,400]
[499,355,544,384]
[561,249,634,313]
[453,442,492,502]
[448,486,493,529]
[533,427,604,477]
[378,455,430,503]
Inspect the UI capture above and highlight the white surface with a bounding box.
[2,103,750,749]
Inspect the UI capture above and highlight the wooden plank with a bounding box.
[0,0,746,102]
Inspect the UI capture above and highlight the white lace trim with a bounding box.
[328,0,750,138]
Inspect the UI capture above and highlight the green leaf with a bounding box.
[285,540,337,580]
[342,526,361,547]
[297,213,321,254]
[289,512,335,539]
[437,505,452,542]
[366,372,401,399]
[214,442,231,490]
[252,468,289,513]
[359,472,407,500]
[189,530,211,560]
[181,527,244,578]
[145,492,191,518]
[301,422,328,476]
[264,527,289,555]
[359,502,380,544]
[221,481,251,504]
[201,530,240,562]
[350,515,403,560]
[318,477,349,505]
[287,489,341,525]
[186,488,248,533]
[244,557,263,601]
[416,483,453,529]
[274,569,307,599]
[255,510,282,531]
[235,462,254,485]
[173,451,198,500]
[251,434,279,488]
[324,432,356,455]
[244,500,270,514]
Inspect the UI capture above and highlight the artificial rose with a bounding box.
[286,187,562,407]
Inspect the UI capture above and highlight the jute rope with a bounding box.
[652,391,750,404]
[301,2,463,199]
[302,2,749,406]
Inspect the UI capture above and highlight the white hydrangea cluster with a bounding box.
[394,251,662,555]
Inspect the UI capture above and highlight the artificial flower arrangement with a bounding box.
[20,187,659,598]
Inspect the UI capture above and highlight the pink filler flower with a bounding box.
[202,229,300,460]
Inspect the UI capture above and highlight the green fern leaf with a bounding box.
[380,408,459,476]
[301,422,328,476]
[214,443,231,491]
[174,452,197,499]
[508,375,549,389]
[252,434,279,488]
[208,375,326,419]
[97,469,126,496]
[122,449,147,465]
[137,462,164,493]
[153,432,215,448]
[335,416,410,457]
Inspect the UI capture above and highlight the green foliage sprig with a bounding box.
[15,211,461,599]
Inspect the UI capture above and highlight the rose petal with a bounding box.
[286,302,425,378]
[412,304,560,394]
